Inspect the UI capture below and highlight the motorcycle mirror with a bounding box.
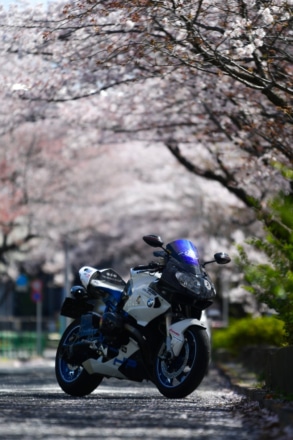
[214,252,231,265]
[143,235,164,248]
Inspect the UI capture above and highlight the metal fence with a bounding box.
[0,317,59,359]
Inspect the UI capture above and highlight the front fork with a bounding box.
[164,313,207,358]
[165,313,173,356]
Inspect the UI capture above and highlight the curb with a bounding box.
[217,361,293,429]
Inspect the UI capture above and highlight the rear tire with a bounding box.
[154,326,210,398]
[55,319,103,397]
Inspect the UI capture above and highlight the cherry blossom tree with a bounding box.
[54,0,292,189]
[57,0,292,112]
[0,0,291,318]
[1,0,290,208]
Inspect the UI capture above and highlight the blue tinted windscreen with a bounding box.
[166,240,200,265]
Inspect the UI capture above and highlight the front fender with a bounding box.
[169,318,206,357]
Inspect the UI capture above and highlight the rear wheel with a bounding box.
[154,326,210,398]
[55,319,103,397]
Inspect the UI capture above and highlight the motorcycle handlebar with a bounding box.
[132,261,164,272]
[153,250,166,258]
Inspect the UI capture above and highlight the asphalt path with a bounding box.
[0,362,291,440]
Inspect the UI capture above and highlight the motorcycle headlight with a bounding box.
[175,272,201,294]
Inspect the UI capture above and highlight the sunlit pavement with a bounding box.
[0,359,293,439]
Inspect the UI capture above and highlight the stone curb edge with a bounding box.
[216,362,293,429]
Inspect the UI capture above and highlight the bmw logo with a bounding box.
[147,298,155,308]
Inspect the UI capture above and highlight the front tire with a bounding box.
[154,326,210,398]
[55,319,103,397]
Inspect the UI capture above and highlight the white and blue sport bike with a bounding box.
[55,235,230,398]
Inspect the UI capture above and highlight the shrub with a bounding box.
[237,172,293,345]
[212,316,286,353]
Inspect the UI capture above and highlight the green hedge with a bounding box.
[212,316,286,353]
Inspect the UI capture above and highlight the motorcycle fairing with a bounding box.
[82,337,140,379]
[80,266,126,288]
[123,278,171,326]
[169,319,206,357]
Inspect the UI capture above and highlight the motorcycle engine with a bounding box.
[100,311,124,335]
[99,310,129,349]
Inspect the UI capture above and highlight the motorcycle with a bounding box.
[55,235,230,398]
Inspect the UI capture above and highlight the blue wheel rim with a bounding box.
[58,324,84,383]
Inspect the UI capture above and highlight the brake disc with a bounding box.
[160,343,190,379]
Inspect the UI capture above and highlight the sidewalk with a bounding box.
[0,348,55,372]
[1,349,293,430]
[216,360,293,429]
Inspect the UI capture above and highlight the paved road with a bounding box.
[0,363,290,440]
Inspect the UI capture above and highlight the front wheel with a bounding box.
[154,326,210,398]
[55,318,103,397]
